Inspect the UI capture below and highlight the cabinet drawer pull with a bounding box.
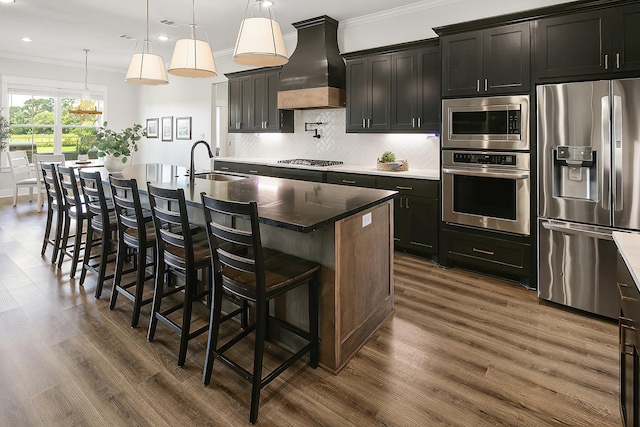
[221,167,229,171]
[617,53,620,69]
[473,248,494,256]
[621,295,640,302]
[395,186,413,190]
[249,170,259,174]
[342,180,356,184]
[604,54,608,70]
[621,323,636,331]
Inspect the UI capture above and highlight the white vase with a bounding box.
[104,155,126,173]
[77,154,89,162]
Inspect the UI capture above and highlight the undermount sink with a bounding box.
[193,172,246,182]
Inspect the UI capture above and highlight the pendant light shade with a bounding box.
[69,49,102,116]
[125,0,169,85]
[168,1,217,78]
[233,0,288,67]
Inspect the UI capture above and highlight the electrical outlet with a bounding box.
[362,212,372,228]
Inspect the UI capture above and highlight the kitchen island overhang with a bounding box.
[96,164,397,373]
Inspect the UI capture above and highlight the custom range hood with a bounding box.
[278,16,346,109]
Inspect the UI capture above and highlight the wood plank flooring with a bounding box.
[0,196,620,426]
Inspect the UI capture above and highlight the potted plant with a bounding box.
[377,150,408,172]
[0,108,9,153]
[94,121,145,172]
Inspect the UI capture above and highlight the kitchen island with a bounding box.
[96,164,396,373]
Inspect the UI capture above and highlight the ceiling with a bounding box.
[0,0,577,74]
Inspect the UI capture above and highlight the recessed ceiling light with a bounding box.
[0,0,16,4]
[158,35,170,41]
[21,37,32,42]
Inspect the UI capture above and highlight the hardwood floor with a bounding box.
[0,196,620,426]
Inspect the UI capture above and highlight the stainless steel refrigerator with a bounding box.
[537,79,640,319]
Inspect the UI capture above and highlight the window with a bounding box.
[2,76,106,162]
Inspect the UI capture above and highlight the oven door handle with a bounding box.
[442,167,529,180]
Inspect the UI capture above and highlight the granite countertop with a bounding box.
[214,157,440,180]
[97,164,396,233]
[613,231,640,292]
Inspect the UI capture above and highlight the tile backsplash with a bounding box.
[233,109,440,170]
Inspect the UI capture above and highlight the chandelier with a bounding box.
[69,49,102,116]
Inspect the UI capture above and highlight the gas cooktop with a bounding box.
[278,159,344,167]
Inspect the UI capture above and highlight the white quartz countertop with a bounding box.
[214,157,440,180]
[613,231,640,292]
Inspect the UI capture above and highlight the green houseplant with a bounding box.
[0,108,9,152]
[94,122,145,171]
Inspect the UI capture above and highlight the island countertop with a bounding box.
[97,163,396,233]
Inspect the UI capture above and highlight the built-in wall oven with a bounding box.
[442,151,531,236]
[442,95,530,151]
[441,95,531,236]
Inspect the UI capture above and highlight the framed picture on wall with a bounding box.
[161,116,173,141]
[176,117,192,140]
[146,118,159,138]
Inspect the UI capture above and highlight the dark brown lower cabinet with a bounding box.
[376,176,439,257]
[440,226,531,286]
[271,167,325,182]
[618,251,640,427]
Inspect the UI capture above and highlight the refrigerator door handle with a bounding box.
[614,94,623,212]
[602,95,611,211]
[541,220,613,241]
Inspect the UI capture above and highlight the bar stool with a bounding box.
[146,183,214,367]
[57,166,87,278]
[40,162,65,264]
[200,194,320,424]
[109,176,156,328]
[78,170,118,298]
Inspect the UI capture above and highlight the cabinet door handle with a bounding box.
[405,197,409,209]
[484,79,488,92]
[604,54,608,70]
[476,80,480,92]
[395,186,413,190]
[362,118,366,128]
[342,180,356,184]
[367,118,371,128]
[236,122,241,129]
[412,117,416,128]
[617,53,620,69]
[399,197,403,208]
[473,247,494,256]
[417,117,421,128]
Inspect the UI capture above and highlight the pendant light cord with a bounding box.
[83,49,89,91]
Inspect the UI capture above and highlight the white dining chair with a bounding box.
[8,150,39,209]
[33,154,66,212]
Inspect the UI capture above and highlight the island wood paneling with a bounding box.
[0,196,620,426]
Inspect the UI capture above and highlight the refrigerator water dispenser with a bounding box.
[553,145,598,201]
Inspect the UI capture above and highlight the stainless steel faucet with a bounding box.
[189,140,214,182]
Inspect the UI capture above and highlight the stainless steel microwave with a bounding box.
[442,95,529,150]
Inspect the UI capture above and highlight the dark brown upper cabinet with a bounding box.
[344,39,440,134]
[442,22,530,97]
[227,67,293,133]
[390,44,441,133]
[535,4,640,79]
[345,54,392,132]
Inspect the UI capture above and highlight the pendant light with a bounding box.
[233,0,288,67]
[168,0,217,77]
[69,49,102,116]
[125,0,168,85]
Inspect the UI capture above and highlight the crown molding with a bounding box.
[340,0,462,29]
[0,52,125,74]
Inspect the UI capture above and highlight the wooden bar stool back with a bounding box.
[57,166,87,278]
[200,194,320,424]
[147,183,212,367]
[109,176,156,327]
[78,170,117,298]
[40,162,65,264]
